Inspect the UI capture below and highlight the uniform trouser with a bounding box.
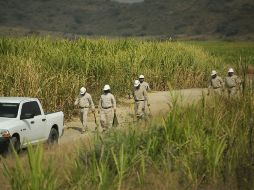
[100,108,114,130]
[211,88,222,96]
[135,101,145,119]
[227,87,237,97]
[80,108,89,131]
[144,100,148,114]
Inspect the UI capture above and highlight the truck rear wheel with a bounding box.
[8,136,21,154]
[48,128,59,145]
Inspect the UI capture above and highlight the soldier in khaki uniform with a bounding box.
[98,85,116,131]
[139,75,150,114]
[133,80,150,119]
[225,68,242,97]
[74,87,95,133]
[139,75,151,91]
[207,70,224,96]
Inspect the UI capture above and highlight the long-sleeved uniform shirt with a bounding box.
[208,76,224,89]
[133,87,149,103]
[225,75,241,88]
[140,81,151,91]
[74,93,95,109]
[98,93,116,109]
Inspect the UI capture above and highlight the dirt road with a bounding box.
[59,88,206,145]
[59,88,204,144]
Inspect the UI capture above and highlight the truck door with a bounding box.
[20,101,45,144]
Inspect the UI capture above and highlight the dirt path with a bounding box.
[59,88,206,145]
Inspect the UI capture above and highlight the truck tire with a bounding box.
[47,128,59,145]
[8,136,21,154]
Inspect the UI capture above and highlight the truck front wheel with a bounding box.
[48,128,59,145]
[8,136,21,154]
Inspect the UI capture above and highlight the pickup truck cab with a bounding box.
[0,97,64,154]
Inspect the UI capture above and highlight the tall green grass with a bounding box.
[185,41,254,68]
[0,37,219,118]
[1,37,253,189]
[4,88,253,190]
[3,144,57,190]
[65,87,254,189]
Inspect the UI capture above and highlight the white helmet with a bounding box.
[103,84,110,91]
[139,75,145,79]
[228,68,234,73]
[134,80,140,87]
[211,70,217,76]
[80,87,86,95]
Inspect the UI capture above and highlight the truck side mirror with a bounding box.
[20,113,34,120]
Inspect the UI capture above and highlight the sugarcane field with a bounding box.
[0,0,254,189]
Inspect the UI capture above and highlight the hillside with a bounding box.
[0,0,253,39]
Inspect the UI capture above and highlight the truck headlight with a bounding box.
[0,130,11,138]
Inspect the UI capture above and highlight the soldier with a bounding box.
[139,75,151,91]
[133,80,150,120]
[139,75,150,114]
[225,68,242,97]
[74,87,95,134]
[98,85,116,131]
[207,70,224,96]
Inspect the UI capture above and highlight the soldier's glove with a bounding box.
[147,103,151,107]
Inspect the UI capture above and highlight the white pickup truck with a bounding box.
[0,97,64,154]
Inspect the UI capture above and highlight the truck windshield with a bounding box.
[0,103,20,118]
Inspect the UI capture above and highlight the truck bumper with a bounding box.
[0,137,10,153]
